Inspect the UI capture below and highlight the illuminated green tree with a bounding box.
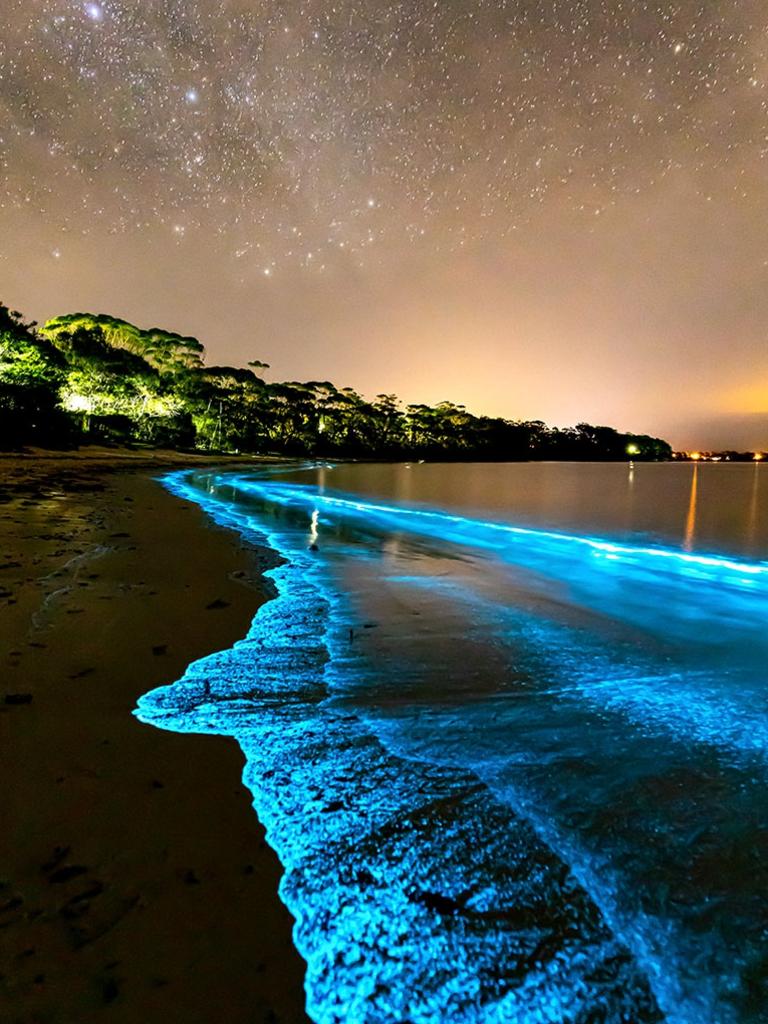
[41,313,204,375]
[0,303,71,448]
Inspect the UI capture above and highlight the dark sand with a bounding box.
[0,450,310,1024]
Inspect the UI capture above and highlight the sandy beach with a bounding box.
[0,450,310,1024]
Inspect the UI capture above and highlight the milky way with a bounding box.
[2,1,768,446]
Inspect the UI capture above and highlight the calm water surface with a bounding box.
[137,462,768,1024]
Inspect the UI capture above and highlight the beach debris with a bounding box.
[4,693,33,705]
[205,597,230,610]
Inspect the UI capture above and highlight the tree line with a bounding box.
[0,303,672,460]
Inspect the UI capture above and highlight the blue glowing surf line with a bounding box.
[136,469,676,1024]
[140,475,655,1019]
[212,470,767,1021]
[136,468,764,1024]
[321,496,767,574]
[224,475,768,580]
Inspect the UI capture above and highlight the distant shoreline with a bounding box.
[0,444,763,467]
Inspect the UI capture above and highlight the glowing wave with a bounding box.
[135,468,768,1024]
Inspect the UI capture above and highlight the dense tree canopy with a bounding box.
[0,302,673,460]
[0,306,73,448]
[42,313,204,374]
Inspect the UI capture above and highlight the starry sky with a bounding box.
[2,1,767,448]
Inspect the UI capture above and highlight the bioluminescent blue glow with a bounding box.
[136,466,768,1024]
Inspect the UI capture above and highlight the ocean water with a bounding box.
[135,461,768,1024]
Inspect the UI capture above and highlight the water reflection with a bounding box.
[683,462,698,552]
[747,461,761,547]
[306,509,319,551]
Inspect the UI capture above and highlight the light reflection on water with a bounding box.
[683,463,698,552]
[137,463,768,1024]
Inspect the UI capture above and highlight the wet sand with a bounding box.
[0,450,310,1024]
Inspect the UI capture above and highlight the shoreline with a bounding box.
[0,451,310,1023]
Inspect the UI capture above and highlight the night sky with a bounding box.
[2,1,767,447]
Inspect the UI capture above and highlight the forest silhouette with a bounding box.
[0,304,672,460]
